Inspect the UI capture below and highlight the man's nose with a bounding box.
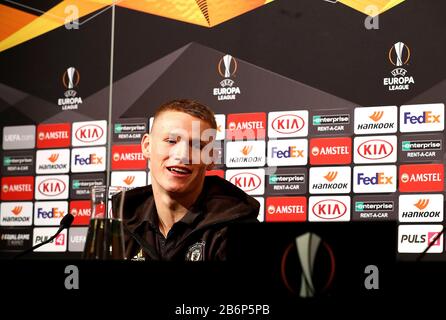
[172,142,190,164]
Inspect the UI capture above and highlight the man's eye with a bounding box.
[166,139,176,144]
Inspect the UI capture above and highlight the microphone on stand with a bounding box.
[13,213,74,259]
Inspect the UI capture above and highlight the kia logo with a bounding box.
[75,124,104,143]
[357,139,393,160]
[38,178,66,196]
[312,199,347,220]
[229,173,261,192]
[272,115,305,134]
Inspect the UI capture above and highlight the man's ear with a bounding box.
[141,133,151,160]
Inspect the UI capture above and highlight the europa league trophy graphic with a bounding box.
[222,54,233,78]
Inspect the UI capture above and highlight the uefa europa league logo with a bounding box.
[62,67,80,97]
[223,54,232,78]
[281,232,335,297]
[218,54,237,79]
[66,67,76,89]
[389,42,410,67]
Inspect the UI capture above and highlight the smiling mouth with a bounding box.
[167,166,192,175]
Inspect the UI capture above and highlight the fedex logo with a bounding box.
[71,147,106,173]
[400,103,444,132]
[34,201,67,226]
[353,165,396,193]
[271,146,304,158]
[267,139,307,167]
[354,136,397,164]
[268,111,308,138]
[225,169,265,195]
[357,173,393,185]
[72,120,107,146]
[403,112,440,124]
[398,225,443,253]
[74,154,103,165]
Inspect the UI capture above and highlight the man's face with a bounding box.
[142,111,216,197]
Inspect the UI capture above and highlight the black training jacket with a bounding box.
[112,176,260,261]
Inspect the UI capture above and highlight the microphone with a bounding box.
[416,202,445,262]
[14,213,74,259]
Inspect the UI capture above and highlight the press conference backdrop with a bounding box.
[0,0,445,260]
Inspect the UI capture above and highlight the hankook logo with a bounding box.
[369,111,384,122]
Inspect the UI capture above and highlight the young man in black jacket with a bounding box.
[113,99,259,261]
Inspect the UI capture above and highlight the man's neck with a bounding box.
[151,183,203,238]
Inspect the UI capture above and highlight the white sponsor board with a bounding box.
[33,228,67,252]
[309,166,351,194]
[36,149,70,174]
[400,103,444,133]
[267,139,308,167]
[398,224,443,253]
[398,194,444,223]
[225,140,265,168]
[354,106,397,135]
[0,202,33,226]
[268,110,308,138]
[308,196,351,222]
